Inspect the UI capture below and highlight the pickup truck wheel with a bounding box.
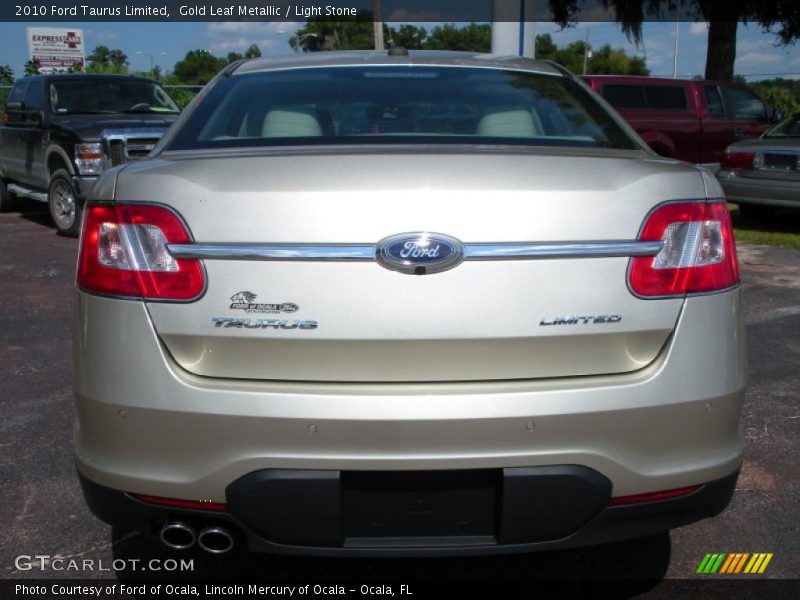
[0,179,15,212]
[48,169,82,237]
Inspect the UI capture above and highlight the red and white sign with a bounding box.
[27,27,85,72]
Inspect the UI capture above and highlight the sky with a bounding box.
[0,19,798,81]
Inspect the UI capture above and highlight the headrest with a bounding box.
[477,109,541,137]
[262,108,323,138]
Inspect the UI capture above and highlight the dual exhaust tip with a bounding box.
[160,522,234,554]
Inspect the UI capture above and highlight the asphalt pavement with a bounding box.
[1,202,798,593]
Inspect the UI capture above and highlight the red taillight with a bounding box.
[132,493,228,513]
[721,151,754,170]
[629,201,739,298]
[77,203,205,301]
[609,485,700,506]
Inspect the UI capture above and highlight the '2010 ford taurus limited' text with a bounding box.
[74,51,746,556]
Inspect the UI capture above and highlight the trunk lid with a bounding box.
[115,149,700,382]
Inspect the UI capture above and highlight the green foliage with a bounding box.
[0,65,13,112]
[172,49,227,85]
[534,33,557,58]
[244,44,262,59]
[88,45,111,66]
[160,74,201,108]
[0,65,14,86]
[388,24,428,50]
[227,45,262,64]
[731,206,800,250]
[589,44,649,75]
[749,79,800,115]
[86,45,129,74]
[289,14,378,52]
[534,34,649,76]
[289,20,490,53]
[24,59,40,76]
[85,63,128,75]
[423,24,490,52]
[109,49,128,68]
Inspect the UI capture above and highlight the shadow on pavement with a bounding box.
[9,198,55,229]
[730,205,800,234]
[113,526,670,597]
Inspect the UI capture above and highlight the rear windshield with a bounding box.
[602,84,689,110]
[167,66,638,151]
[49,79,180,115]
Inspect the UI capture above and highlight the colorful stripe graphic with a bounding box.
[697,553,773,574]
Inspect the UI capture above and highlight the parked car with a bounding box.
[75,51,745,557]
[582,75,776,168]
[717,111,800,220]
[0,74,180,236]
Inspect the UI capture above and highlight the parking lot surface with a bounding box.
[1,203,798,590]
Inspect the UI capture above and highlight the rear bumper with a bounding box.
[79,467,739,557]
[717,170,800,207]
[74,288,746,553]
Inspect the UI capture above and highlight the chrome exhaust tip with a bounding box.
[197,526,234,554]
[159,522,196,550]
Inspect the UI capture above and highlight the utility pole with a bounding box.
[672,3,681,78]
[136,51,166,76]
[582,29,591,75]
[372,0,384,50]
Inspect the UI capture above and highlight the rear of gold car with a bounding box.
[73,54,746,556]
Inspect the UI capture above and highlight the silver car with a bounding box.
[717,111,800,220]
[74,51,746,556]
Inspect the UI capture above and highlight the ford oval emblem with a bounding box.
[376,232,465,275]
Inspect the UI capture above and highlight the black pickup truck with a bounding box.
[0,74,180,235]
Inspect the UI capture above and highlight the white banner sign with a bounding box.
[27,27,85,72]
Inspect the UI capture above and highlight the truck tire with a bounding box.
[0,178,15,212]
[48,169,82,237]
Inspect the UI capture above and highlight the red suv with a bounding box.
[582,75,774,168]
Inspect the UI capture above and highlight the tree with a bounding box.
[749,79,800,115]
[549,0,800,82]
[388,24,429,49]
[172,49,227,85]
[0,65,14,86]
[534,35,649,75]
[24,59,40,76]
[535,33,558,59]
[227,51,244,63]
[86,46,128,74]
[160,74,198,108]
[0,65,14,111]
[424,23,490,52]
[289,15,379,52]
[289,20,489,53]
[244,44,262,58]
[87,45,112,69]
[109,49,128,68]
[589,44,649,75]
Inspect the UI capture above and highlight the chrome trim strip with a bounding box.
[168,241,662,261]
[464,241,663,260]
[167,244,376,261]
